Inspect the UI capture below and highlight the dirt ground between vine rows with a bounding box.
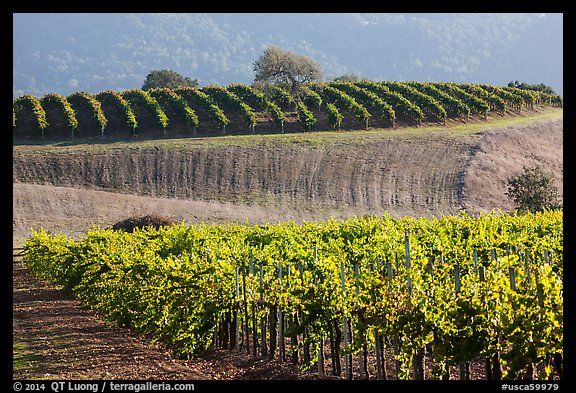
[14,258,495,381]
[12,261,309,380]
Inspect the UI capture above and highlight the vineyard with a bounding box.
[13,81,563,140]
[23,210,563,380]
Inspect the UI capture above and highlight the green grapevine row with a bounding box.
[299,85,323,110]
[13,94,48,133]
[96,90,138,131]
[148,88,199,131]
[175,87,230,130]
[13,80,562,140]
[40,93,79,132]
[478,84,524,112]
[202,85,256,129]
[227,83,267,110]
[227,83,284,128]
[67,91,108,132]
[23,210,562,380]
[408,81,471,120]
[459,84,506,113]
[433,83,490,118]
[329,81,395,127]
[296,101,317,131]
[254,83,296,111]
[355,80,424,126]
[122,89,169,131]
[383,81,447,123]
[539,92,563,107]
[504,87,538,109]
[314,84,371,128]
[325,102,343,129]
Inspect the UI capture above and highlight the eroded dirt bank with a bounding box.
[13,137,471,211]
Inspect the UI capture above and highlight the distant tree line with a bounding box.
[507,81,556,95]
[143,49,560,103]
[142,47,326,94]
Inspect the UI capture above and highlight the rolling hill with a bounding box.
[12,107,563,247]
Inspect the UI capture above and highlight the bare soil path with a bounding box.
[12,259,305,380]
[14,258,493,381]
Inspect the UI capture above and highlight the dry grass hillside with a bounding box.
[12,109,563,247]
[461,118,563,213]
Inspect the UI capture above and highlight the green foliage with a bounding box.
[331,73,360,82]
[325,102,343,129]
[227,83,285,127]
[175,87,230,130]
[503,86,538,109]
[504,86,562,108]
[13,94,48,130]
[383,81,447,122]
[538,92,563,108]
[142,69,199,90]
[122,89,169,130]
[356,80,424,125]
[508,81,556,95]
[253,46,323,95]
[296,101,316,131]
[460,84,506,113]
[13,79,562,140]
[315,84,371,128]
[95,90,138,130]
[506,166,562,213]
[299,85,323,109]
[148,88,199,130]
[409,81,470,119]
[40,93,79,131]
[479,84,524,111]
[227,83,266,110]
[253,83,295,111]
[24,210,563,378]
[330,81,395,126]
[202,85,256,127]
[67,91,108,131]
[434,82,490,117]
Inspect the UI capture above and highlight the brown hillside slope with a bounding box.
[12,112,562,246]
[461,118,563,213]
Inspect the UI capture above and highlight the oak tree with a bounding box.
[142,70,199,90]
[253,46,322,97]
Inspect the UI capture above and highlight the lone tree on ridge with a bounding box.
[142,70,199,90]
[253,46,323,97]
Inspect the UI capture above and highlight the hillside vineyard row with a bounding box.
[24,210,563,380]
[13,81,563,140]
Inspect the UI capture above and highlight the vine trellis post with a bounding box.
[249,248,258,357]
[341,261,352,380]
[224,238,557,380]
[314,244,326,378]
[259,263,267,356]
[278,263,285,362]
[234,266,240,351]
